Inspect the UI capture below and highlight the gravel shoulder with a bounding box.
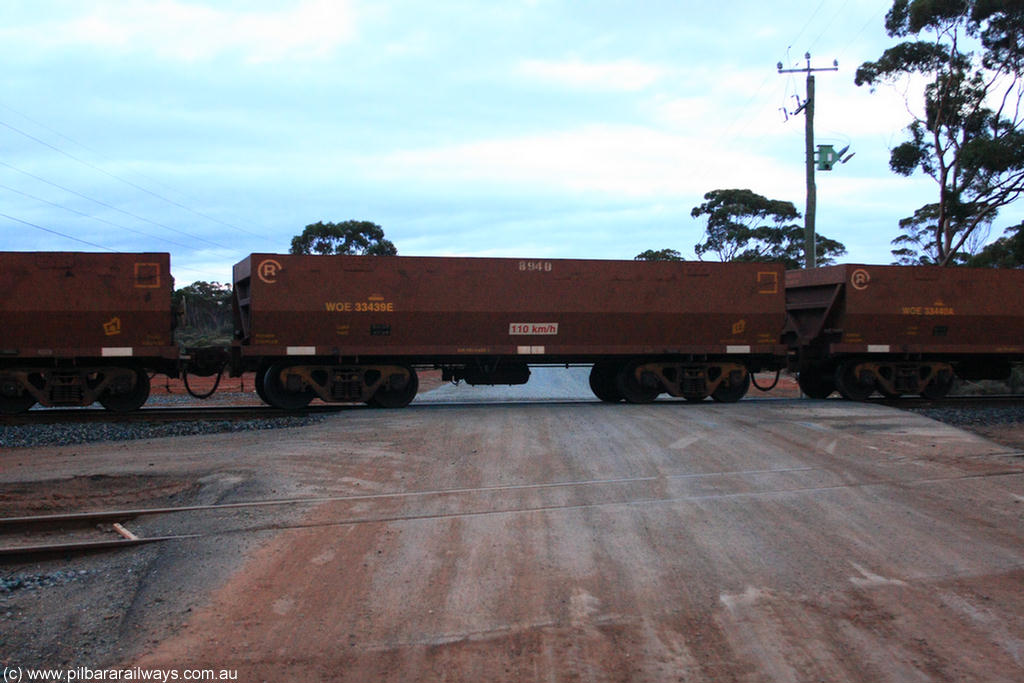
[964,423,1024,451]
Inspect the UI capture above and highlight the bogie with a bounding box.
[258,362,420,409]
[0,366,153,412]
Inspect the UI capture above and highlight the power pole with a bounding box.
[778,53,837,269]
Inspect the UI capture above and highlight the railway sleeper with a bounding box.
[263,363,418,409]
[0,366,149,413]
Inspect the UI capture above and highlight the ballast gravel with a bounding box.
[906,402,1024,427]
[1,569,96,595]
[4,398,1022,450]
[0,415,326,450]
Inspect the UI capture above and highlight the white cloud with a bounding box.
[27,0,358,63]
[369,123,803,200]
[515,58,668,92]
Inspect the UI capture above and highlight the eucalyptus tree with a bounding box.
[290,220,398,256]
[856,0,1024,265]
[691,188,846,269]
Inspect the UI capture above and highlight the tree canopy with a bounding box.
[968,220,1024,267]
[290,220,398,256]
[172,281,233,346]
[634,248,684,261]
[856,0,1024,265]
[690,189,846,269]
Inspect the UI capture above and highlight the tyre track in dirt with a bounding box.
[119,391,1024,682]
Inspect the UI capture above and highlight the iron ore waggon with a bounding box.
[5,250,1021,413]
[0,252,178,413]
[784,264,1024,399]
[231,254,788,408]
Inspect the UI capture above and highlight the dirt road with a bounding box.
[3,378,1023,681]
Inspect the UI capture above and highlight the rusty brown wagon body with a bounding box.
[785,264,1024,399]
[232,254,788,408]
[7,250,1021,412]
[0,252,178,412]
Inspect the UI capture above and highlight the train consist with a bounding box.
[0,252,179,414]
[784,265,1024,400]
[1,251,1021,413]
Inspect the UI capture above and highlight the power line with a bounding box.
[0,182,196,251]
[0,101,223,216]
[0,210,224,280]
[0,115,268,241]
[787,0,830,53]
[0,105,257,280]
[711,2,858,155]
[807,0,854,54]
[834,2,892,66]
[0,211,116,252]
[0,159,233,251]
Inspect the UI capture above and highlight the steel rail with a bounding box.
[0,404,345,425]
[0,534,196,560]
[5,460,1023,560]
[7,466,1024,560]
[6,393,1020,424]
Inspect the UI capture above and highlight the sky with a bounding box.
[1,0,1021,285]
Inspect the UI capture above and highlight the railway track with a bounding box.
[3,393,1020,425]
[869,394,1024,409]
[5,456,1023,562]
[0,507,196,561]
[1,404,346,425]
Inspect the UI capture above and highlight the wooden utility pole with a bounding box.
[778,53,837,269]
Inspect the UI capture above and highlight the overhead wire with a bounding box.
[0,3,898,267]
[0,182,197,251]
[806,0,854,54]
[775,1,894,134]
[0,211,116,252]
[0,205,222,277]
[0,114,268,241]
[833,2,893,67]
[0,159,233,251]
[0,99,275,277]
[787,0,831,54]
[710,2,856,153]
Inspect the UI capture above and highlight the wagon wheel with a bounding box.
[588,361,623,403]
[0,375,35,414]
[797,367,835,399]
[921,373,953,400]
[99,368,151,412]
[614,360,660,404]
[370,367,419,409]
[262,363,314,410]
[834,361,874,401]
[711,372,750,403]
[254,364,270,404]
